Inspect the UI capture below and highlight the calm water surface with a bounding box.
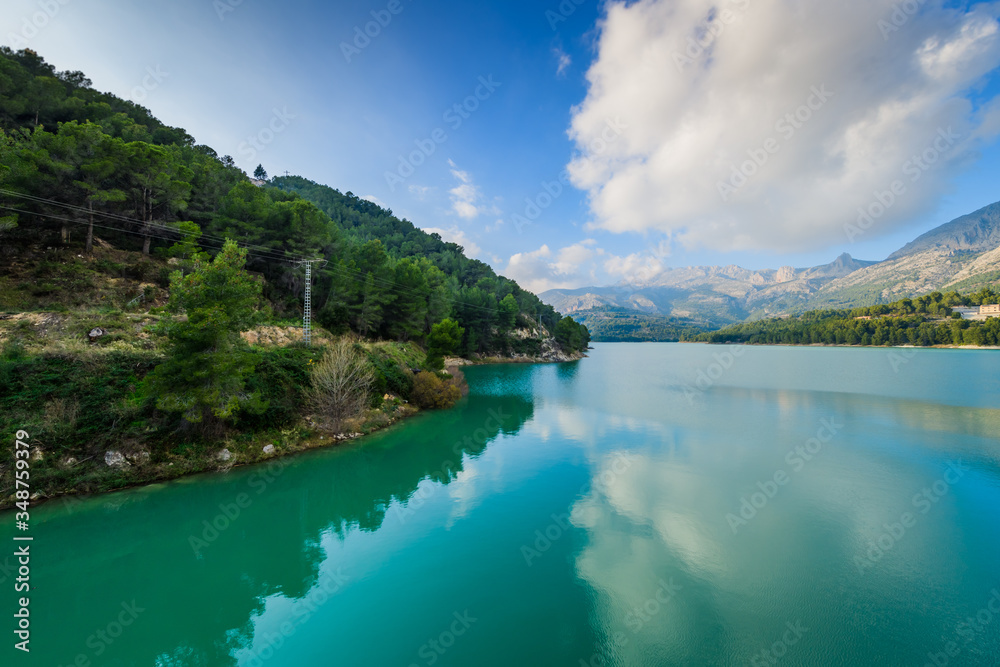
[3,343,1000,666]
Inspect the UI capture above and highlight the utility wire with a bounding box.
[1,194,550,320]
[0,188,318,264]
[0,205,307,266]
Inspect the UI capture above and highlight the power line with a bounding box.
[0,188,316,264]
[0,205,308,266]
[0,190,521,315]
[2,202,463,309]
[1,195,539,319]
[0,197,306,266]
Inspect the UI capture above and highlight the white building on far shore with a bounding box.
[954,305,1000,321]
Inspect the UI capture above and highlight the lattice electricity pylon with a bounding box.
[299,259,325,346]
[303,262,313,346]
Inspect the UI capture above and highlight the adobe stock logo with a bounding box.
[717,85,834,202]
[384,76,501,192]
[844,127,961,243]
[681,345,745,404]
[726,418,843,535]
[878,0,928,41]
[340,0,412,63]
[510,116,627,233]
[545,0,588,31]
[129,66,168,104]
[673,0,752,71]
[238,107,296,162]
[214,0,245,21]
[6,0,73,49]
[853,460,968,575]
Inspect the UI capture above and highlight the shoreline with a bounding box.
[675,341,1000,350]
[3,405,417,513]
[447,350,588,366]
[1,353,584,513]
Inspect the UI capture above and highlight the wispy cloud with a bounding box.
[554,47,572,76]
[447,159,500,220]
[408,184,433,200]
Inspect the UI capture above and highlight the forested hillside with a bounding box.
[568,307,706,342]
[268,175,587,354]
[693,287,1000,347]
[0,47,588,357]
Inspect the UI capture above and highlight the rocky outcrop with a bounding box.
[241,326,305,347]
[127,451,150,465]
[105,451,129,468]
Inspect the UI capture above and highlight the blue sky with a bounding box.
[4,0,1000,293]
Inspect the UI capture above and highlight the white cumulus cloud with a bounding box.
[568,0,1000,252]
[502,240,605,293]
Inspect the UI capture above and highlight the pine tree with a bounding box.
[144,240,266,427]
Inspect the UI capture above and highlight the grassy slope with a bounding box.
[0,242,428,508]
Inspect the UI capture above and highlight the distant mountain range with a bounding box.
[542,201,1000,338]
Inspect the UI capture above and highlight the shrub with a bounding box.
[411,371,461,410]
[155,267,172,288]
[310,338,375,431]
[367,350,414,399]
[240,348,315,429]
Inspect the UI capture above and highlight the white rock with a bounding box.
[217,448,232,462]
[263,444,276,455]
[105,451,129,468]
[29,448,43,462]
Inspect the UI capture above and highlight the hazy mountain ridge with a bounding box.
[542,202,1000,335]
[886,202,1000,260]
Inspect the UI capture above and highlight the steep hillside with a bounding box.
[809,203,1000,309]
[887,202,1000,259]
[0,47,589,357]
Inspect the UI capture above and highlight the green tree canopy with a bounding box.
[425,318,466,370]
[144,239,266,426]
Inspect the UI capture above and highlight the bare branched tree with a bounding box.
[310,338,375,432]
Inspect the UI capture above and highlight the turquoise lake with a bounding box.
[3,343,1000,666]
